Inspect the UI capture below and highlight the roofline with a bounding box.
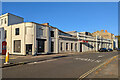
[0,13,24,19]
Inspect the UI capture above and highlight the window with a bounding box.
[66,43,68,51]
[39,28,43,36]
[51,41,54,52]
[75,43,77,51]
[61,42,63,51]
[1,19,3,25]
[15,28,19,35]
[86,32,88,35]
[0,31,1,39]
[51,31,54,37]
[71,43,73,50]
[0,19,1,25]
[4,30,7,39]
[5,18,7,24]
[14,40,21,53]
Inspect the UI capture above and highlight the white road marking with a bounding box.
[28,59,58,65]
[75,58,101,63]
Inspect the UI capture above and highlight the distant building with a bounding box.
[66,31,112,52]
[115,36,120,48]
[92,30,117,49]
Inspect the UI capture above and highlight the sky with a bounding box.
[2,2,118,35]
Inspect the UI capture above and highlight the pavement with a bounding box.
[1,51,100,68]
[2,51,118,79]
[84,54,119,80]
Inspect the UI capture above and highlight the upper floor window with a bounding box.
[1,19,3,25]
[0,19,1,25]
[51,31,54,37]
[5,18,7,24]
[39,28,43,36]
[15,28,19,35]
[4,30,7,39]
[85,32,88,35]
[0,31,1,39]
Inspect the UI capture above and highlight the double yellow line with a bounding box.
[77,55,118,80]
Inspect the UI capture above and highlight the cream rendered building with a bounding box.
[0,13,113,55]
[92,30,118,49]
[66,31,112,52]
[0,13,24,53]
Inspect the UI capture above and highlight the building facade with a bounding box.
[0,13,113,55]
[92,30,118,49]
[66,31,112,52]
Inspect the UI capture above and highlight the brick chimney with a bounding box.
[105,30,107,33]
[101,30,104,32]
[41,23,49,26]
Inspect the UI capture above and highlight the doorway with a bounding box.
[26,44,32,55]
[80,43,82,52]
[37,40,45,53]
[51,41,54,52]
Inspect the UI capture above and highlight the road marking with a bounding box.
[75,58,101,63]
[77,55,118,80]
[28,59,58,65]
[98,55,103,58]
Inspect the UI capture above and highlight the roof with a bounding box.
[29,22,76,37]
[0,13,24,19]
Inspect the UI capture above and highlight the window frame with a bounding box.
[15,28,20,35]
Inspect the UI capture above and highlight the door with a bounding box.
[26,44,32,55]
[51,41,54,52]
[80,43,82,52]
[2,41,7,55]
[38,40,45,53]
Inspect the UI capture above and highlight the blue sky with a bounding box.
[2,2,118,35]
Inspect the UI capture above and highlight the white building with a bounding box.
[0,13,113,55]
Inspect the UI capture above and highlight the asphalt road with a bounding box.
[2,51,118,79]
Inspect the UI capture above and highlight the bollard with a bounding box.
[4,52,10,64]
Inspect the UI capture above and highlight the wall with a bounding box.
[0,28,4,53]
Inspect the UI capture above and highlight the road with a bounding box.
[2,51,118,79]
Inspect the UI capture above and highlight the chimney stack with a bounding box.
[41,23,49,26]
[101,30,104,32]
[105,30,107,33]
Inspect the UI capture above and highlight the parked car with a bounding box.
[108,48,113,52]
[98,48,108,52]
[117,48,120,51]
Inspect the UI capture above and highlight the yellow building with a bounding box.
[92,30,116,49]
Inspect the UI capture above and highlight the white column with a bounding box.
[96,35,98,51]
[55,29,59,53]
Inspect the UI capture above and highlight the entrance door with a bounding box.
[80,43,82,52]
[38,40,45,53]
[26,44,32,55]
[2,41,7,55]
[51,41,54,52]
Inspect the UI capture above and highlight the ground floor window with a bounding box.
[66,43,69,51]
[71,43,73,50]
[51,41,54,52]
[26,44,32,55]
[80,43,82,52]
[14,40,21,53]
[75,43,77,51]
[37,40,45,53]
[60,42,63,51]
